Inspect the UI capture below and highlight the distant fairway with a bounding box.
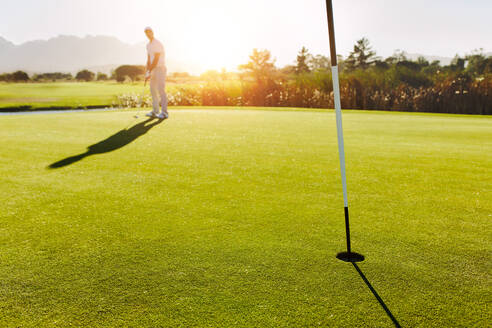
[0,108,490,327]
[0,82,144,109]
[0,82,169,110]
[0,81,239,110]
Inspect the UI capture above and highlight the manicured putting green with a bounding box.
[0,108,490,327]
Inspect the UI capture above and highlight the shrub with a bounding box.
[11,71,30,82]
[33,72,72,82]
[75,70,95,82]
[114,65,145,82]
[96,72,108,81]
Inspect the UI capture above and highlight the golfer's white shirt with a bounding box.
[147,39,166,69]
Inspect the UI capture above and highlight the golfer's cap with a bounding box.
[144,26,153,32]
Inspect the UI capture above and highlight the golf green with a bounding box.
[0,108,490,327]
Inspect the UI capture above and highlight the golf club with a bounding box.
[134,80,147,119]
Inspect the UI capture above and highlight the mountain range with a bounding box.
[1,35,488,75]
[0,35,200,75]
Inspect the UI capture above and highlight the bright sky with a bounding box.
[1,0,491,71]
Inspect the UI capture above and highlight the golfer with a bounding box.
[144,27,168,119]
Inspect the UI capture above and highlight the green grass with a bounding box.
[0,108,490,327]
[0,81,242,110]
[0,82,139,109]
[0,82,154,109]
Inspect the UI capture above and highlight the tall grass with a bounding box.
[115,72,491,115]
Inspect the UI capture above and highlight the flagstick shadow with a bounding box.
[47,117,163,169]
[352,263,402,328]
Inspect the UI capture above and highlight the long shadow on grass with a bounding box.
[352,263,402,328]
[48,117,163,169]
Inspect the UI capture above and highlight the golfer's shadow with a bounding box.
[48,118,163,169]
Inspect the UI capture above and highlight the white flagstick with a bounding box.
[331,65,348,208]
[326,0,364,262]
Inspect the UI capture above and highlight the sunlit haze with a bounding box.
[1,0,491,72]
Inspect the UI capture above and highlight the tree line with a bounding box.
[0,70,106,82]
[0,66,144,82]
[230,39,490,114]
[119,39,491,115]
[2,38,491,114]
